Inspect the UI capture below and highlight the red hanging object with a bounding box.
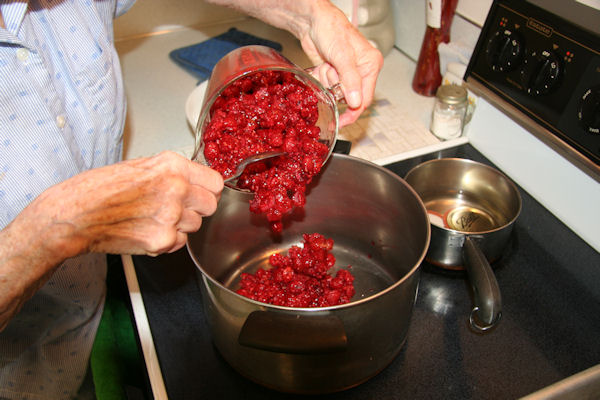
[412,0,459,96]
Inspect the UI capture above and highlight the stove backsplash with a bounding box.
[463,0,599,254]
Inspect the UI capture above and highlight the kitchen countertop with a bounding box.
[115,18,446,161]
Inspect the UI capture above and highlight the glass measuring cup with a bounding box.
[192,45,343,191]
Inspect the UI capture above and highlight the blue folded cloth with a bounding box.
[169,28,283,83]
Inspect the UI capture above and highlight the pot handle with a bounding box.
[238,310,348,354]
[462,236,502,333]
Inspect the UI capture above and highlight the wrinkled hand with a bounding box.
[0,151,223,329]
[25,151,223,259]
[204,0,383,126]
[300,1,384,127]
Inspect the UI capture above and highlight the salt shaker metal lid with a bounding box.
[436,84,468,105]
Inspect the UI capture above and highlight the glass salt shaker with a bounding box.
[430,84,468,140]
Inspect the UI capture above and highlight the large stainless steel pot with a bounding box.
[187,154,430,394]
[405,158,522,332]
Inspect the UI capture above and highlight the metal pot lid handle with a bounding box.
[463,236,503,333]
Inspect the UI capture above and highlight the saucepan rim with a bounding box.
[187,153,431,312]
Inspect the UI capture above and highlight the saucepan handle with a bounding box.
[238,310,348,354]
[462,236,502,332]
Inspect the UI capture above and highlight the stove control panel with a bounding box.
[465,0,600,180]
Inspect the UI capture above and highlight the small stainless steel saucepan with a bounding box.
[405,158,522,332]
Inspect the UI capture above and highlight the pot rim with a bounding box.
[405,157,523,235]
[187,154,431,312]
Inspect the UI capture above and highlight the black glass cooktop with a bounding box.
[131,144,600,400]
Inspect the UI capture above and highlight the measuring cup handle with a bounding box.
[329,82,345,102]
[304,66,346,102]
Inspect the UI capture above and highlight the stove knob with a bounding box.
[520,49,561,95]
[578,86,600,135]
[485,29,523,72]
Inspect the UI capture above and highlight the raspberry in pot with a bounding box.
[236,233,355,307]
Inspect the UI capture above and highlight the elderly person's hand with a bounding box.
[23,151,223,258]
[296,1,384,127]
[0,151,223,329]
[207,0,384,127]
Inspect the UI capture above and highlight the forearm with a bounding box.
[205,0,329,39]
[0,151,222,330]
[0,212,72,331]
[204,0,382,126]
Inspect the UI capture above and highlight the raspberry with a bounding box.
[236,233,355,307]
[203,70,327,232]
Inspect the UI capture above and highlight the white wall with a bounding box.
[391,0,492,60]
[115,0,493,45]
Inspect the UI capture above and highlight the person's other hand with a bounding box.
[204,0,383,127]
[300,1,384,127]
[22,151,223,259]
